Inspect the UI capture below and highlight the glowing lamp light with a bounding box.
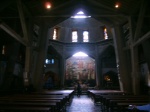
[115,4,119,8]
[115,2,120,8]
[45,2,51,9]
[104,28,107,32]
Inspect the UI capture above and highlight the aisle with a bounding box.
[66,95,101,112]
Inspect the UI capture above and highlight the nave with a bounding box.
[0,89,149,112]
[66,90,149,112]
[66,95,101,112]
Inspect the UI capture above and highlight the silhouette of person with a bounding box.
[77,82,81,97]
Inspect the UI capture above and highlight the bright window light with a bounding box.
[73,52,88,57]
[104,28,108,39]
[45,59,49,64]
[53,28,57,40]
[77,11,84,14]
[71,15,91,18]
[72,30,78,42]
[71,11,91,18]
[83,31,89,42]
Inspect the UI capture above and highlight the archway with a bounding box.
[103,71,119,89]
[65,52,96,89]
[43,71,60,89]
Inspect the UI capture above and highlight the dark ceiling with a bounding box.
[0,0,149,44]
[0,0,149,24]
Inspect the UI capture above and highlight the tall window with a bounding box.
[83,31,89,42]
[104,27,108,39]
[72,30,78,42]
[2,45,5,54]
[53,28,58,40]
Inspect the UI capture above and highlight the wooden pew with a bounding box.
[88,90,149,112]
[0,106,51,112]
[117,102,149,112]
[14,94,68,109]
[0,98,64,112]
[109,100,149,112]
[101,95,148,107]
[99,95,149,112]
[0,90,74,112]
[0,102,56,112]
[0,94,69,112]
[32,90,74,104]
[88,90,127,104]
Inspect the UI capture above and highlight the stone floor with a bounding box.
[66,95,101,112]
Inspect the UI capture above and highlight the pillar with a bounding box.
[112,26,132,92]
[95,45,100,87]
[32,20,49,91]
[128,16,141,95]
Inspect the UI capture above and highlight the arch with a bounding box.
[65,52,96,87]
[47,45,61,57]
[103,70,119,89]
[66,51,95,59]
[45,45,61,80]
[100,45,115,57]
[43,71,60,89]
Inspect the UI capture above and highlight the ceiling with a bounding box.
[0,0,149,24]
[0,0,149,44]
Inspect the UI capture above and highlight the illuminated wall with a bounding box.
[65,56,95,82]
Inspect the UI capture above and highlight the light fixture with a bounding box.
[115,2,120,8]
[45,1,51,9]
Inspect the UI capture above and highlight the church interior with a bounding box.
[0,0,150,111]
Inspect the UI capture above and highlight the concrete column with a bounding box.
[61,56,65,88]
[23,14,34,88]
[128,17,141,95]
[141,41,150,94]
[62,45,67,88]
[112,26,132,92]
[32,21,49,91]
[2,41,20,90]
[131,47,140,94]
[59,44,65,88]
[142,41,150,70]
[23,47,31,87]
[78,30,83,43]
[99,57,104,88]
[95,45,100,87]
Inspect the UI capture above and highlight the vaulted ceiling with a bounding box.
[0,0,150,44]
